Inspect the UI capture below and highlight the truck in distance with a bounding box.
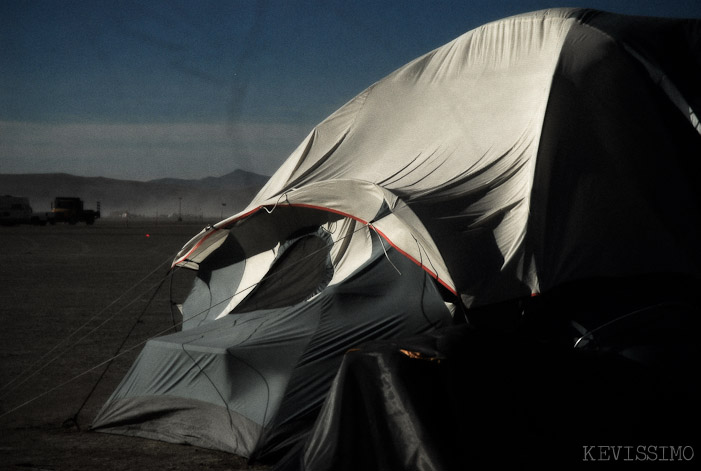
[51,197,100,225]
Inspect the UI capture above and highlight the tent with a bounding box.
[93,8,701,467]
[91,222,454,461]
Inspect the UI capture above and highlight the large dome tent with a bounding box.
[93,8,701,467]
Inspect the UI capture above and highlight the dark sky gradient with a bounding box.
[2,0,700,180]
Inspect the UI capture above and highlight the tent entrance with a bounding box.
[233,229,334,313]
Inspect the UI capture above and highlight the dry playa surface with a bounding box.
[0,222,269,471]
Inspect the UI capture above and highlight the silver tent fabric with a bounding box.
[94,7,701,465]
[175,8,701,308]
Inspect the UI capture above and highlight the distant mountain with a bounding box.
[0,170,270,219]
[149,169,269,190]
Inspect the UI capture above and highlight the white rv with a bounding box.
[0,195,51,225]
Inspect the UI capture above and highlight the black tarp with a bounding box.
[279,274,700,470]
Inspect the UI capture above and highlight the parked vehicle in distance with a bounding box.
[51,197,100,225]
[0,195,53,225]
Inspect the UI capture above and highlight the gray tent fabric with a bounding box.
[93,7,701,468]
[92,230,453,459]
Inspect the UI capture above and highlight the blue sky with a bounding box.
[2,1,700,181]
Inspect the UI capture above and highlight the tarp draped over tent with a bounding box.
[93,7,701,467]
[171,7,701,309]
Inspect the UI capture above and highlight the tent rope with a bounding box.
[0,258,295,421]
[262,192,290,214]
[2,218,425,421]
[321,219,338,235]
[368,223,402,276]
[0,281,229,421]
[64,271,171,430]
[0,255,174,400]
[0,223,366,419]
[412,235,440,329]
[411,234,440,283]
[573,301,687,348]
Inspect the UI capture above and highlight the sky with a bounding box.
[2,0,700,181]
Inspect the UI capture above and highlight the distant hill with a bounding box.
[149,170,269,190]
[0,170,269,219]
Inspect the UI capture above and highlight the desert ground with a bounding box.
[2,220,699,470]
[0,221,269,470]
